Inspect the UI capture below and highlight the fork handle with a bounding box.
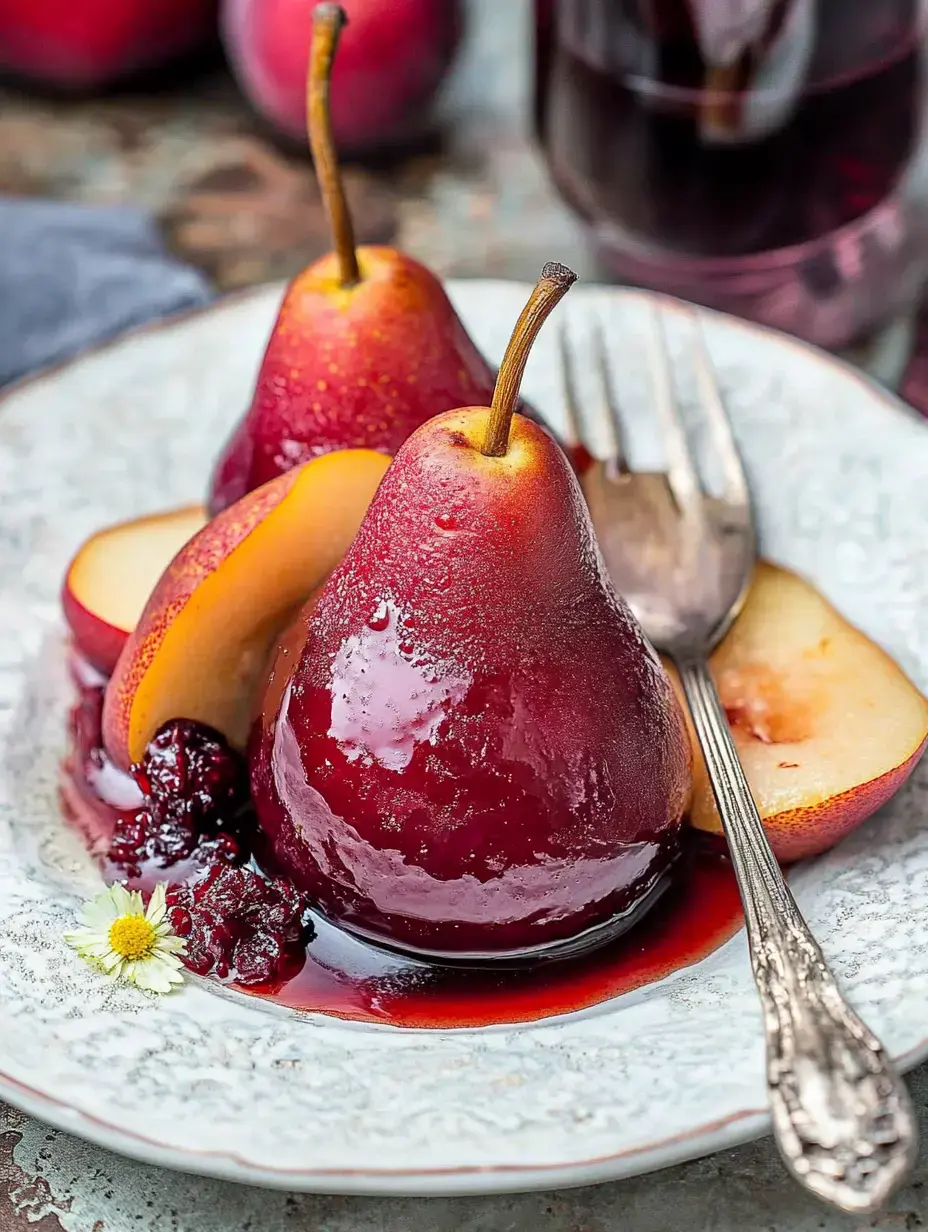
[676,655,917,1215]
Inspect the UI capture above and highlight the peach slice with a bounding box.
[102,448,391,771]
[669,561,928,863]
[62,505,208,675]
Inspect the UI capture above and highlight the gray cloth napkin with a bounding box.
[0,198,213,387]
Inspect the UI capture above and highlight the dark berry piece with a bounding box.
[194,864,247,914]
[167,906,192,937]
[107,793,253,879]
[108,815,148,864]
[182,939,214,977]
[109,719,310,989]
[151,808,199,860]
[234,931,284,986]
[136,719,249,833]
[166,866,310,986]
[195,831,243,867]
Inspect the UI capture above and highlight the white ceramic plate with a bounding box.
[1,280,928,1196]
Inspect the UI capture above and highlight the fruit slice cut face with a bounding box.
[680,561,928,862]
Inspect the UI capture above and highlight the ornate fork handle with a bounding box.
[677,655,917,1214]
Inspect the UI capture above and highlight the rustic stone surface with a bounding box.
[4,1083,928,1232]
[0,77,403,290]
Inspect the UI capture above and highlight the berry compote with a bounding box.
[61,651,743,1025]
[167,864,311,985]
[62,658,311,987]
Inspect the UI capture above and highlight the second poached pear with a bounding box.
[209,246,505,511]
[209,5,516,514]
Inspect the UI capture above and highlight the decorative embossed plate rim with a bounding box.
[1,280,927,1196]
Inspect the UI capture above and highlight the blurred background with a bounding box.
[0,0,589,289]
[3,0,928,402]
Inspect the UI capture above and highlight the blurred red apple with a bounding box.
[222,0,463,154]
[0,0,219,89]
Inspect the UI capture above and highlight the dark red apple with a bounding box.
[221,0,463,154]
[0,0,219,89]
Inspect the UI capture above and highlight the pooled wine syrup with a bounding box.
[60,655,743,1029]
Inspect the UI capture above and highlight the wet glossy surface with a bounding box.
[62,654,741,1027]
[247,852,742,1028]
[251,413,692,956]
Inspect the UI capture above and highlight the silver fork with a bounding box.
[560,311,917,1215]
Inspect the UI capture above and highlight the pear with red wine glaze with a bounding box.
[251,264,692,956]
[209,3,520,513]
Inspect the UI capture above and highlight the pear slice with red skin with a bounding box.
[667,561,928,863]
[62,505,207,676]
[103,448,390,771]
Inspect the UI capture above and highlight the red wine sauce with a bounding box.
[60,658,743,1029]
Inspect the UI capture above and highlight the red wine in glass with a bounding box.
[535,0,928,349]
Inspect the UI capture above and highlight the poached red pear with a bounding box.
[209,3,516,514]
[251,264,692,957]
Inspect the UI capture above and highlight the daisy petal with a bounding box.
[157,949,186,970]
[81,940,114,959]
[63,928,95,947]
[132,966,157,992]
[111,883,145,918]
[83,895,120,927]
[137,963,178,994]
[146,883,168,927]
[160,959,185,986]
[82,903,117,930]
[98,949,123,973]
[108,883,133,913]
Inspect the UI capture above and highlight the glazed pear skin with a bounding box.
[209,247,508,511]
[251,411,692,955]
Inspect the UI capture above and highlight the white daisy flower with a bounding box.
[65,882,186,994]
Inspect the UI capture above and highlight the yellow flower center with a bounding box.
[108,915,157,961]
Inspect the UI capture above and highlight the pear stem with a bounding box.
[307,3,360,288]
[482,262,578,457]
